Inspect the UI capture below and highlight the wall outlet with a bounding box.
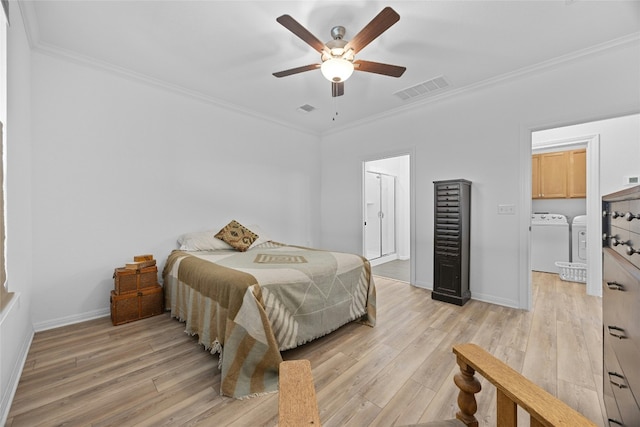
[498,204,516,215]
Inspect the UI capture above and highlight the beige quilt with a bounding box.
[162,241,376,398]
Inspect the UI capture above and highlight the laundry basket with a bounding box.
[555,261,587,283]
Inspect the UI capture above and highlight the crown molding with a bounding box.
[34,41,320,137]
[17,0,38,48]
[322,32,640,137]
[15,0,639,139]
[20,11,321,138]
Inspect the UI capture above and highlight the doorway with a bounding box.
[530,137,590,298]
[365,171,396,260]
[363,154,411,283]
[523,114,639,307]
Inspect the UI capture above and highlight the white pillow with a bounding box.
[177,230,234,251]
[247,224,273,248]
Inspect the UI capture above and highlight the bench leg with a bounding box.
[454,360,481,427]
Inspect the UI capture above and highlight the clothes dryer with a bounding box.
[531,213,569,274]
[571,215,587,264]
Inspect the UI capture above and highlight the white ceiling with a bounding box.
[19,1,640,135]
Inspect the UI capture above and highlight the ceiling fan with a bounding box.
[272,7,406,97]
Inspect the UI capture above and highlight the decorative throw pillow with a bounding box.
[215,220,258,252]
[177,230,234,251]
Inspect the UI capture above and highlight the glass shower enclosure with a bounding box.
[365,171,396,260]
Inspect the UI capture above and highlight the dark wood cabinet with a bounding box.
[433,179,471,305]
[602,185,640,426]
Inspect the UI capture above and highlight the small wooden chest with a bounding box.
[110,286,164,326]
[113,265,158,294]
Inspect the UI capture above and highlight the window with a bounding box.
[0,0,10,312]
[0,121,10,312]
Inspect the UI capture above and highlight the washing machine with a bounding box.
[531,213,570,273]
[571,215,587,264]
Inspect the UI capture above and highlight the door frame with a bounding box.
[519,126,601,309]
[362,149,415,284]
[531,134,601,297]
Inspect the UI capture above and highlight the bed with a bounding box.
[161,222,376,399]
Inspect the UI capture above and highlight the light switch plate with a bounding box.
[498,204,515,215]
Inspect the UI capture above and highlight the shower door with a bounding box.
[365,171,396,260]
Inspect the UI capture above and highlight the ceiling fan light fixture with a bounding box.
[320,58,354,83]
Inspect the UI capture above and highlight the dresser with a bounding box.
[433,179,471,306]
[602,185,640,426]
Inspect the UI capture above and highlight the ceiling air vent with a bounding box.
[394,75,450,101]
[297,104,316,113]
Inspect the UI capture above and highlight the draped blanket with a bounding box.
[162,242,376,398]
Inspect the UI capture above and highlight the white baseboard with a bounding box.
[0,325,33,426]
[33,308,110,332]
[411,280,432,290]
[469,292,520,309]
[368,253,399,267]
[410,282,520,308]
[2,305,111,423]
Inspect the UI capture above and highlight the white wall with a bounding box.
[1,4,35,423]
[320,40,640,308]
[29,52,321,329]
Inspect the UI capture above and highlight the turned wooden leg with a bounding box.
[454,360,482,427]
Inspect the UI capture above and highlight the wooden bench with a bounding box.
[278,359,321,426]
[278,343,598,427]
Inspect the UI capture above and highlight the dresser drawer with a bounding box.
[609,201,630,229]
[603,249,640,397]
[609,199,640,234]
[630,199,640,235]
[607,199,640,269]
[609,228,640,270]
[604,332,640,426]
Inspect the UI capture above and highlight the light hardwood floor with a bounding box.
[371,259,410,283]
[6,272,604,427]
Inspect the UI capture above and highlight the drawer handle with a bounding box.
[606,281,625,291]
[607,326,627,339]
[608,371,628,389]
[624,211,639,221]
[608,419,624,426]
[611,237,628,247]
[605,211,623,218]
[626,246,639,256]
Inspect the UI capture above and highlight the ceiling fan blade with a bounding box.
[332,82,344,97]
[273,64,321,78]
[353,60,406,77]
[276,15,330,55]
[344,7,400,54]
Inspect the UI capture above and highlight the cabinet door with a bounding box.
[532,154,541,199]
[568,149,586,198]
[539,151,568,198]
[434,255,460,296]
